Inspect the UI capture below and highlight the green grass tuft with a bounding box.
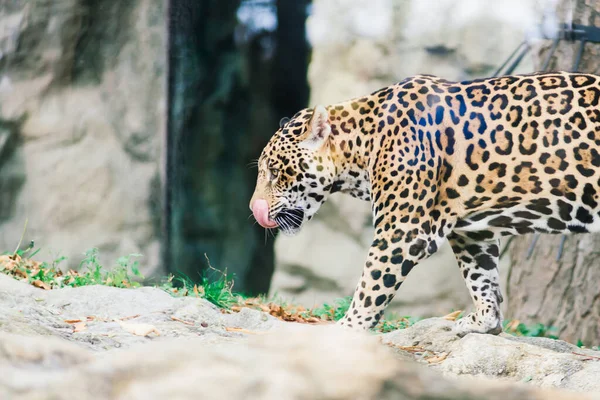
[503,320,559,339]
[376,314,421,333]
[2,245,144,289]
[159,270,242,309]
[309,296,352,321]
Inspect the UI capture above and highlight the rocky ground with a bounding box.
[1,274,599,400]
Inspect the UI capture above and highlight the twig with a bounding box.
[171,316,194,326]
[204,253,235,292]
[12,218,29,256]
[119,314,141,321]
[386,343,426,353]
[572,352,600,361]
[426,352,449,364]
[225,327,266,335]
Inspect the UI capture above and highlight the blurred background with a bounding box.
[1,0,598,343]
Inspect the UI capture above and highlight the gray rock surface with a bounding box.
[2,324,592,400]
[0,0,165,275]
[1,275,600,399]
[382,318,600,394]
[0,274,282,351]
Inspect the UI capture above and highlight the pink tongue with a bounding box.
[252,199,278,228]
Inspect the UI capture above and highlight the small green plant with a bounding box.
[1,244,144,289]
[29,254,67,286]
[159,255,242,309]
[60,248,144,288]
[503,320,559,339]
[375,314,421,333]
[295,296,419,332]
[309,296,352,321]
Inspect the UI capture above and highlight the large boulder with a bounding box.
[3,325,597,400]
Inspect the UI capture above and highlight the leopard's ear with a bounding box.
[279,117,290,128]
[300,105,331,150]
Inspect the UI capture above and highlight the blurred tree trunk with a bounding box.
[505,0,600,344]
[271,0,311,119]
[244,0,311,292]
[166,0,309,295]
[166,0,270,294]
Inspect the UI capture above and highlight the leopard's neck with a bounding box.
[324,95,383,201]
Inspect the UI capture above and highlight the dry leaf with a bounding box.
[64,319,82,324]
[192,284,206,297]
[120,322,160,337]
[14,269,27,279]
[197,285,205,296]
[307,317,330,324]
[426,352,449,364]
[505,319,521,332]
[118,314,140,321]
[73,322,87,333]
[442,310,463,321]
[231,298,338,325]
[0,255,19,270]
[31,279,51,290]
[390,345,426,353]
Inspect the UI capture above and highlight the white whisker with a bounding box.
[281,212,303,223]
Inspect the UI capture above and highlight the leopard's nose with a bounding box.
[251,199,278,228]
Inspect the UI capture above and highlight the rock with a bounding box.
[0,316,596,400]
[382,318,600,394]
[0,274,283,351]
[1,275,600,399]
[0,0,165,275]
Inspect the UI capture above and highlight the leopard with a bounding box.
[249,71,600,335]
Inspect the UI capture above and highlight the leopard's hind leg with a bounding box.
[447,232,504,336]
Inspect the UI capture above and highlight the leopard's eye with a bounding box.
[269,168,280,179]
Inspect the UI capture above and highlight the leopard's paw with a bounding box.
[453,312,502,337]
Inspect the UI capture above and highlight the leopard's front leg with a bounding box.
[447,232,504,336]
[338,230,445,330]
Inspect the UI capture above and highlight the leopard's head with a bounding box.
[250,105,336,235]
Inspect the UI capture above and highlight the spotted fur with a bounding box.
[250,71,600,335]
